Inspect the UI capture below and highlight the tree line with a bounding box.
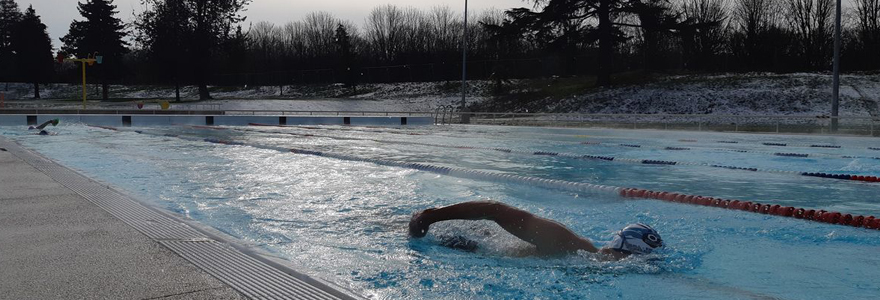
[1,0,879,100]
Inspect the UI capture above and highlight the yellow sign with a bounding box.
[160,101,170,110]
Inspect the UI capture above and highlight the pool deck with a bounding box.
[0,139,247,299]
[0,137,360,299]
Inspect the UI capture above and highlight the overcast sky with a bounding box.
[18,0,528,49]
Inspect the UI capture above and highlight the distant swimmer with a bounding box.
[28,119,59,135]
[409,201,663,260]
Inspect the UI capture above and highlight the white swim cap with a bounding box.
[606,223,663,255]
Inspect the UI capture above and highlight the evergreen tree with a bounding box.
[334,23,355,86]
[137,0,251,100]
[220,25,248,79]
[11,5,53,99]
[0,0,21,87]
[504,0,691,86]
[61,0,129,100]
[135,0,190,101]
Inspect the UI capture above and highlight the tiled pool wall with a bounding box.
[0,114,432,127]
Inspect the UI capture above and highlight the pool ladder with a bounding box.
[434,105,455,125]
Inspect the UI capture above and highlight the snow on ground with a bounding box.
[553,73,880,117]
[2,73,878,116]
[0,81,487,112]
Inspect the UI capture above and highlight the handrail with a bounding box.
[431,105,455,125]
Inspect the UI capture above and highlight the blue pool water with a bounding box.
[3,124,880,299]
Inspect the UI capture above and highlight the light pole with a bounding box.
[831,0,841,132]
[460,0,470,124]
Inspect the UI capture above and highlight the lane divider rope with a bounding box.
[230,124,880,184]
[680,139,880,151]
[278,124,878,154]
[261,123,880,160]
[618,188,880,231]
[583,140,880,161]
[88,125,880,231]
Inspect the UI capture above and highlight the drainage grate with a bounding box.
[0,137,358,300]
[161,240,342,300]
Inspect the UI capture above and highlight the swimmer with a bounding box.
[409,201,663,260]
[28,119,59,131]
[27,119,59,135]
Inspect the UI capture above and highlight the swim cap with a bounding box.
[39,130,49,136]
[606,223,663,255]
[51,119,59,126]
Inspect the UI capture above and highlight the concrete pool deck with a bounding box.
[0,137,360,299]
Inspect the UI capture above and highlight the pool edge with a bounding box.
[0,136,366,300]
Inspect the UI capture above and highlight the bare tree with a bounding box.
[247,21,282,76]
[281,21,307,67]
[853,0,880,67]
[399,7,431,59]
[365,4,404,63]
[679,0,729,69]
[302,12,338,59]
[784,0,833,68]
[429,6,460,54]
[733,0,780,35]
[729,0,784,68]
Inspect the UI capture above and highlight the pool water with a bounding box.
[3,124,880,299]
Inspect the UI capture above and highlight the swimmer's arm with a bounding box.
[34,120,54,130]
[411,201,600,254]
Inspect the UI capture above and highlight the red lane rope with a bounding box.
[619,188,879,230]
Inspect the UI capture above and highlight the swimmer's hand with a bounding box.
[409,208,435,238]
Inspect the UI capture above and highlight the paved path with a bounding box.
[0,138,246,299]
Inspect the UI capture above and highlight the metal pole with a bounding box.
[460,0,470,124]
[82,61,87,109]
[831,0,841,132]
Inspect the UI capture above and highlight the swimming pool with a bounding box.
[3,123,879,299]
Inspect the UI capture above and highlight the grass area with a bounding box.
[470,70,666,112]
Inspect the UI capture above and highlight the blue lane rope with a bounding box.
[274,124,875,152]
[268,124,879,160]
[195,125,879,184]
[581,140,880,160]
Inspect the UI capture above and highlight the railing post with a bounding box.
[776,121,779,133]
